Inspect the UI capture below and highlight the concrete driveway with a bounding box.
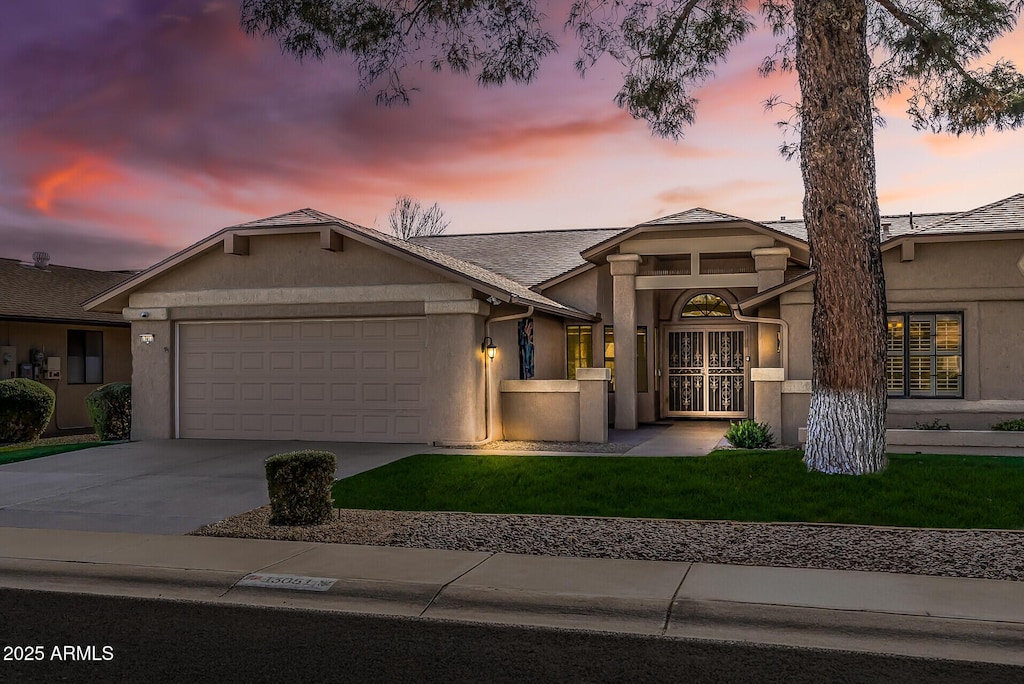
[0,440,425,535]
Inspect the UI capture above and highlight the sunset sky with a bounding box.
[3,0,1023,270]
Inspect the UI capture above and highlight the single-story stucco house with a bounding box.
[84,193,1024,446]
[1,254,133,436]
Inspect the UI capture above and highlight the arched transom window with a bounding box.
[680,293,732,318]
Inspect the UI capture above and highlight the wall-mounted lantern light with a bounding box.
[140,333,155,345]
[482,337,497,360]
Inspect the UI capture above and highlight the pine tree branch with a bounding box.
[874,0,987,89]
[664,0,703,50]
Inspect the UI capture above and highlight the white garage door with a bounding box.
[177,319,427,442]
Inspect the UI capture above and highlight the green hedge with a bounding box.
[86,383,132,440]
[992,418,1024,431]
[0,378,56,444]
[265,450,337,525]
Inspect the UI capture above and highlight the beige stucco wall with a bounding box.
[127,232,494,443]
[142,233,449,293]
[778,238,1024,437]
[425,313,487,443]
[542,268,600,315]
[501,386,581,442]
[532,314,566,380]
[485,315,521,441]
[130,319,174,440]
[0,321,131,436]
[883,239,1024,291]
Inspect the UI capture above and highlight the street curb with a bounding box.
[425,587,669,634]
[0,558,243,601]
[668,599,1024,666]
[223,577,445,617]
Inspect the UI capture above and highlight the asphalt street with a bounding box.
[2,588,1021,683]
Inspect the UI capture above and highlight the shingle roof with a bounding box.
[232,208,341,228]
[761,212,958,242]
[0,258,132,325]
[411,228,627,287]
[916,193,1024,235]
[638,207,746,226]
[337,220,595,318]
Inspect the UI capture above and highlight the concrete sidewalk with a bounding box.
[1,526,1022,666]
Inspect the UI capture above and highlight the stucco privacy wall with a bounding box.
[500,369,611,442]
[0,321,131,435]
[127,232,489,443]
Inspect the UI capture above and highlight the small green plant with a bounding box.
[913,419,950,430]
[86,383,132,440]
[992,419,1024,432]
[0,378,56,444]
[724,419,775,449]
[266,450,337,525]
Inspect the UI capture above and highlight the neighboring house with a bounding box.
[1,253,133,436]
[84,194,1024,445]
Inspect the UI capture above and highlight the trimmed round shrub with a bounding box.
[0,378,56,444]
[266,450,337,525]
[86,383,132,440]
[724,419,776,449]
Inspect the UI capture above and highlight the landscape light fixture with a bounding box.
[482,337,497,360]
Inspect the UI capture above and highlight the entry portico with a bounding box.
[572,209,806,435]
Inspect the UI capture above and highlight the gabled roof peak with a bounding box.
[639,207,746,227]
[231,208,344,228]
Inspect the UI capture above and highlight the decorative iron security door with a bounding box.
[664,327,747,417]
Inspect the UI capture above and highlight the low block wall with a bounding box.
[798,428,1024,456]
[500,370,610,443]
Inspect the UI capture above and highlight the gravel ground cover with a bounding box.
[192,507,1024,582]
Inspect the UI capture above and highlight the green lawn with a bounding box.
[0,440,117,466]
[331,450,1024,529]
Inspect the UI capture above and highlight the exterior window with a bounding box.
[604,327,615,392]
[603,327,649,393]
[886,313,962,398]
[680,293,731,317]
[517,318,535,380]
[566,325,593,380]
[637,326,649,393]
[67,330,103,385]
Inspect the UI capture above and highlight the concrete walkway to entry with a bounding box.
[440,422,731,458]
[622,421,729,456]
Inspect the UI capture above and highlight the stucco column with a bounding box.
[751,247,790,438]
[751,247,790,292]
[576,367,611,443]
[751,367,784,445]
[607,253,641,430]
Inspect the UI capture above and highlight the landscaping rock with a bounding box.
[191,507,1024,582]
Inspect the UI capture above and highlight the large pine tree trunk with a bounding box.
[794,0,888,474]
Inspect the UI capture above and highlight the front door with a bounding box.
[662,327,747,418]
